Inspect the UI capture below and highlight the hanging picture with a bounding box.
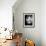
[23,13,35,28]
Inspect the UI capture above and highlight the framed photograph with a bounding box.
[23,13,35,28]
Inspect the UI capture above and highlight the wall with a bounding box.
[13,0,41,46]
[0,0,16,30]
[41,0,46,46]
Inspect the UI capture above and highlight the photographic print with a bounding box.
[23,13,35,28]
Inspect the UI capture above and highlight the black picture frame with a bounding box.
[23,13,35,28]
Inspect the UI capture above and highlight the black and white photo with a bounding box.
[23,13,35,28]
